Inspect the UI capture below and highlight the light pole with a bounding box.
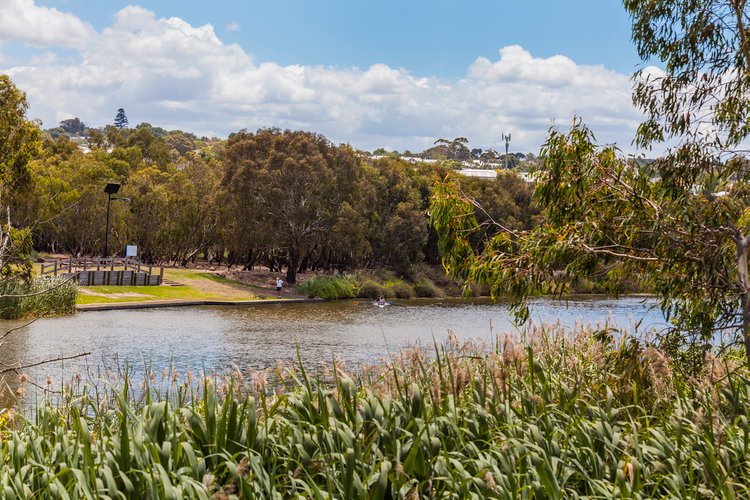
[103,182,121,258]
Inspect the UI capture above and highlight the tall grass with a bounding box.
[0,276,77,319]
[1,325,748,497]
[297,275,357,299]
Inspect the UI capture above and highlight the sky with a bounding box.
[0,0,653,154]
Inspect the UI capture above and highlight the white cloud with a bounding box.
[226,22,240,32]
[0,2,645,153]
[0,0,96,48]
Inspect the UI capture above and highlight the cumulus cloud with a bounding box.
[0,0,96,48]
[1,2,644,153]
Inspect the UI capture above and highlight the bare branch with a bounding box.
[0,317,37,343]
[0,352,92,374]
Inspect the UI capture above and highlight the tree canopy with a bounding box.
[0,75,41,278]
[114,108,129,129]
[432,0,750,368]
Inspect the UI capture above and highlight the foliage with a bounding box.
[113,108,129,129]
[620,0,750,362]
[432,121,749,371]
[0,75,41,283]
[223,129,360,283]
[412,278,443,298]
[58,118,87,136]
[296,275,357,300]
[0,275,77,319]
[1,327,748,497]
[356,280,387,299]
[2,73,539,282]
[0,75,41,194]
[432,1,750,365]
[433,137,471,160]
[385,279,415,299]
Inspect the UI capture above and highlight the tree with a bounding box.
[114,108,129,129]
[223,129,360,283]
[624,0,750,361]
[431,0,750,367]
[434,137,471,160]
[0,75,41,278]
[361,158,430,267]
[58,117,87,136]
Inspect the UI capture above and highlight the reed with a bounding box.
[0,276,77,319]
[1,325,747,498]
[297,275,357,300]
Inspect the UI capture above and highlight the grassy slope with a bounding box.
[76,268,262,305]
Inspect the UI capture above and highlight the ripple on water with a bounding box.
[0,296,666,395]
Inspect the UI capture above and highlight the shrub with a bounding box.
[413,278,444,298]
[357,280,387,299]
[296,275,356,300]
[0,276,77,319]
[386,280,414,299]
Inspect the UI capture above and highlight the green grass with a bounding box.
[2,326,748,497]
[77,268,259,305]
[76,285,227,304]
[164,269,235,283]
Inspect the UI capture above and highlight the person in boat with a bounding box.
[377,295,386,306]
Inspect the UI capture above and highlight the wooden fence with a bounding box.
[40,257,163,286]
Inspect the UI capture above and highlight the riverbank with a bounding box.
[76,297,320,311]
[76,267,307,306]
[73,264,649,309]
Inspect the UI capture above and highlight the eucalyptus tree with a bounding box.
[0,75,42,278]
[431,0,750,367]
[223,129,360,283]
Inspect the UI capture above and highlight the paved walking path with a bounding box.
[77,297,321,312]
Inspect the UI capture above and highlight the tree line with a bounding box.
[7,100,537,284]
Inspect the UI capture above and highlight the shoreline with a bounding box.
[76,297,322,312]
[76,292,658,312]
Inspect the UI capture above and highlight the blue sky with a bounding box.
[1,0,649,153]
[32,0,640,76]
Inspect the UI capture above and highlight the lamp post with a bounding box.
[103,182,121,258]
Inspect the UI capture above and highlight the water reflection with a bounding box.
[0,296,665,400]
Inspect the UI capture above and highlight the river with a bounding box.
[0,296,665,395]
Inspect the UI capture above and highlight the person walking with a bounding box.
[276,276,283,297]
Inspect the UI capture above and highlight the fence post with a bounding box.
[68,257,72,273]
[159,266,164,285]
[54,261,58,276]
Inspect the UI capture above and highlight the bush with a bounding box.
[386,280,414,299]
[0,276,77,319]
[296,275,356,300]
[357,280,387,299]
[413,278,444,298]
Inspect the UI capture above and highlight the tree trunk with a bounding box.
[286,245,299,284]
[737,236,750,362]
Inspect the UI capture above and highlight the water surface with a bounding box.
[0,296,665,388]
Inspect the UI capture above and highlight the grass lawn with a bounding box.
[77,268,262,305]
